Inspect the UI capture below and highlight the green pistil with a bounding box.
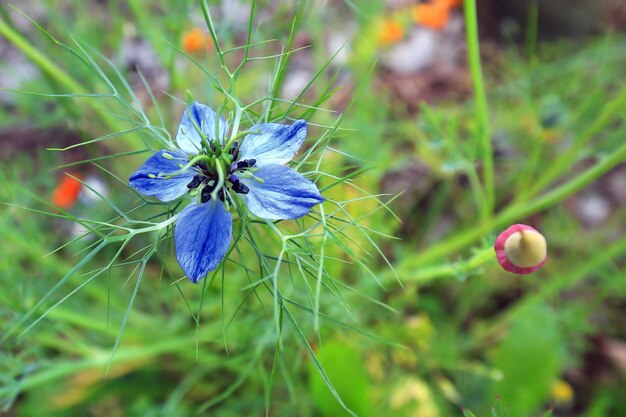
[211,160,226,202]
[223,128,255,151]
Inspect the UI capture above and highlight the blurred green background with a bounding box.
[1,0,626,416]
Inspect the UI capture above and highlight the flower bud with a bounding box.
[494,224,547,274]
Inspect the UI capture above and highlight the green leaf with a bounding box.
[309,340,371,417]
[462,408,478,417]
[490,304,563,417]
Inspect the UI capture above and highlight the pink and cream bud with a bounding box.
[494,224,547,274]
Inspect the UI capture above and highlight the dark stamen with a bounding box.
[200,180,217,203]
[229,175,249,195]
[236,183,249,194]
[218,188,231,204]
[186,175,202,189]
[236,158,256,171]
[230,141,240,161]
[200,187,211,203]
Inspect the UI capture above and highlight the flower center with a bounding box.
[186,141,257,204]
[503,230,547,267]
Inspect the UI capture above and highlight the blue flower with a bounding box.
[129,101,324,283]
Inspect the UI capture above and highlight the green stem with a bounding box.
[502,143,626,222]
[390,247,494,285]
[224,95,243,151]
[0,16,123,133]
[528,84,626,196]
[0,334,226,396]
[525,1,538,65]
[464,0,494,221]
[0,17,84,95]
[397,139,626,272]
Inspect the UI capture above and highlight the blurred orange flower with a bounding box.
[182,28,212,53]
[413,0,460,30]
[438,0,462,9]
[378,19,405,46]
[52,173,82,210]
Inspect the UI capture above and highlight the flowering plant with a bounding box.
[0,2,397,414]
[129,101,324,282]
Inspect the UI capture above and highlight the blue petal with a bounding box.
[175,200,233,283]
[241,164,324,220]
[128,149,194,202]
[176,101,228,153]
[238,120,307,166]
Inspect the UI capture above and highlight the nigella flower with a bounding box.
[129,101,324,283]
[494,224,547,275]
